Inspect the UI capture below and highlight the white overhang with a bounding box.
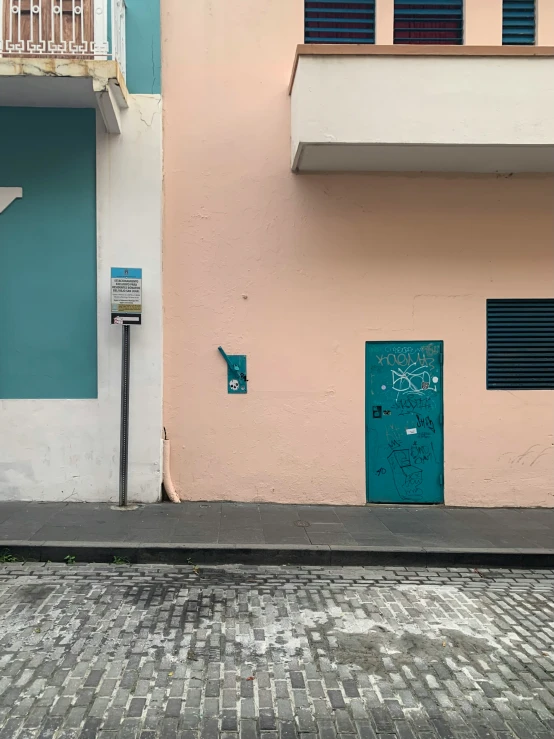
[290,46,554,173]
[0,58,128,134]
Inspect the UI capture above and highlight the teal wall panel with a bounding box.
[125,0,161,94]
[0,108,97,399]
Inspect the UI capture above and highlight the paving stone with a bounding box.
[259,689,274,710]
[0,563,552,739]
[36,717,63,739]
[279,721,297,739]
[240,720,258,739]
[276,700,294,721]
[290,672,305,690]
[221,712,238,732]
[128,698,147,718]
[259,710,276,731]
[327,690,346,710]
[354,721,377,739]
[241,699,256,719]
[205,680,220,698]
[317,722,338,739]
[165,699,182,718]
[342,680,359,698]
[201,718,220,739]
[334,710,355,734]
[80,718,103,738]
[295,707,316,733]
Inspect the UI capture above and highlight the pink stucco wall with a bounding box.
[375,0,394,45]
[464,0,502,45]
[162,0,554,507]
[538,0,554,46]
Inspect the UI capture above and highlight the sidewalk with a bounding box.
[0,501,553,566]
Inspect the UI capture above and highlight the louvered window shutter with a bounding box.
[394,1,463,45]
[487,300,554,390]
[305,0,376,44]
[503,0,536,45]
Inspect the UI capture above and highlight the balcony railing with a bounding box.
[0,0,126,77]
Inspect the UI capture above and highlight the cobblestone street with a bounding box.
[1,564,554,738]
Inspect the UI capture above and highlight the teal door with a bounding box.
[365,341,444,504]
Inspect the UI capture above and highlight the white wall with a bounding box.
[292,55,554,164]
[0,95,163,503]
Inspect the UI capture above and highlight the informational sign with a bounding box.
[111,268,142,325]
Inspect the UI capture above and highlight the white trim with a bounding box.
[95,83,122,134]
[0,187,23,214]
[94,0,109,59]
[111,0,115,60]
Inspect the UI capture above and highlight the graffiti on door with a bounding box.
[388,448,423,501]
[391,364,437,398]
[376,349,440,401]
[366,341,444,504]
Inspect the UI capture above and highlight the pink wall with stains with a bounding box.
[162,0,554,507]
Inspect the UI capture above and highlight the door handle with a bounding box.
[372,405,382,419]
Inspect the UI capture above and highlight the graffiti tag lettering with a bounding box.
[383,346,413,354]
[411,441,432,465]
[377,353,435,370]
[396,396,435,412]
[392,363,437,399]
[416,414,435,434]
[421,343,440,357]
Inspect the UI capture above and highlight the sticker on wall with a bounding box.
[0,187,22,214]
[406,428,417,435]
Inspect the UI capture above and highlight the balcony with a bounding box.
[290,46,554,173]
[0,0,128,133]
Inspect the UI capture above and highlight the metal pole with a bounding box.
[119,324,131,507]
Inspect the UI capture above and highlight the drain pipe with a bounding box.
[163,428,180,503]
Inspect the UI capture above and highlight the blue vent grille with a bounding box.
[487,299,554,390]
[305,0,375,44]
[503,0,535,45]
[394,1,463,45]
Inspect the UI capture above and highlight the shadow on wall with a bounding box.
[289,172,554,270]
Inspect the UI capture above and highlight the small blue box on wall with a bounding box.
[218,347,247,394]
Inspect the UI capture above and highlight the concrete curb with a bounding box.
[1,541,554,567]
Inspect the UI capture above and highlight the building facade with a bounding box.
[163,0,554,507]
[0,0,163,502]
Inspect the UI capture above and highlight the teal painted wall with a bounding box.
[125,0,161,95]
[0,108,97,400]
